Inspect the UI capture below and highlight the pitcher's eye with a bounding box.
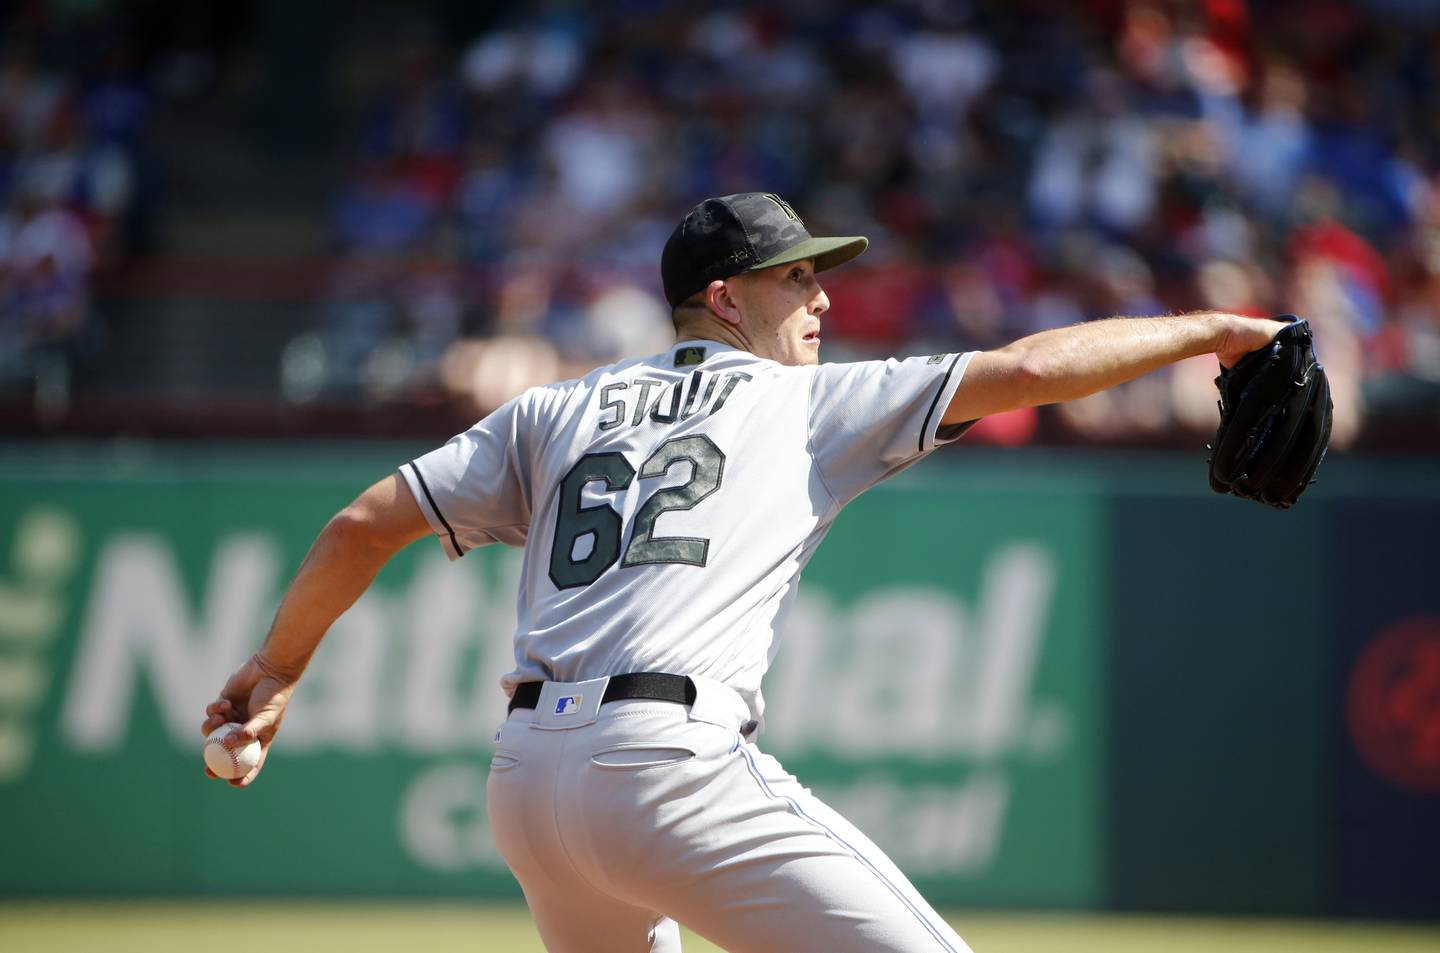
[789,268,803,282]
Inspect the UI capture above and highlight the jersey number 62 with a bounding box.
[548,434,726,590]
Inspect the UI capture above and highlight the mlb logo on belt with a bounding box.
[554,695,582,715]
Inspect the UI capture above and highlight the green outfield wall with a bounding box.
[0,443,1435,916]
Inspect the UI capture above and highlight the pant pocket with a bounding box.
[490,750,521,771]
[590,744,696,769]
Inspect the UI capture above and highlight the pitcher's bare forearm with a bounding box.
[255,473,431,681]
[943,312,1283,425]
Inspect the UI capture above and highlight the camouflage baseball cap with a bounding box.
[660,192,868,307]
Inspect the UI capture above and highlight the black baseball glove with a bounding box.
[1208,316,1333,509]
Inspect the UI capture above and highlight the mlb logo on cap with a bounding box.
[554,695,582,715]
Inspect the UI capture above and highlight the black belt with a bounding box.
[508,672,697,714]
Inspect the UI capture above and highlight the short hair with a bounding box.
[670,290,710,330]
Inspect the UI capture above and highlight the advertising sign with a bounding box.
[0,455,1104,906]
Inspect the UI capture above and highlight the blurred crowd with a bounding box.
[4,0,1440,446]
[0,12,151,412]
[310,0,1440,446]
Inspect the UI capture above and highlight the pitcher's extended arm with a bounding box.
[944,312,1283,425]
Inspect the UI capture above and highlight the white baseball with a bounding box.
[204,722,262,780]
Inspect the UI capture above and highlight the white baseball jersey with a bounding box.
[400,339,973,725]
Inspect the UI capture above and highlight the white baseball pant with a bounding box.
[486,676,975,953]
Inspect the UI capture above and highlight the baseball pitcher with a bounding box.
[202,192,1293,952]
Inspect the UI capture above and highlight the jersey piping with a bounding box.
[918,352,965,454]
[406,462,465,558]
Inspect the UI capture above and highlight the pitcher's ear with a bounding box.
[706,278,743,327]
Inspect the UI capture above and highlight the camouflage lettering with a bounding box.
[598,383,627,431]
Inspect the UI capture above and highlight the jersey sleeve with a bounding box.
[400,393,535,559]
[806,352,975,505]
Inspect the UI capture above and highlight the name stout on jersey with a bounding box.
[597,371,753,432]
